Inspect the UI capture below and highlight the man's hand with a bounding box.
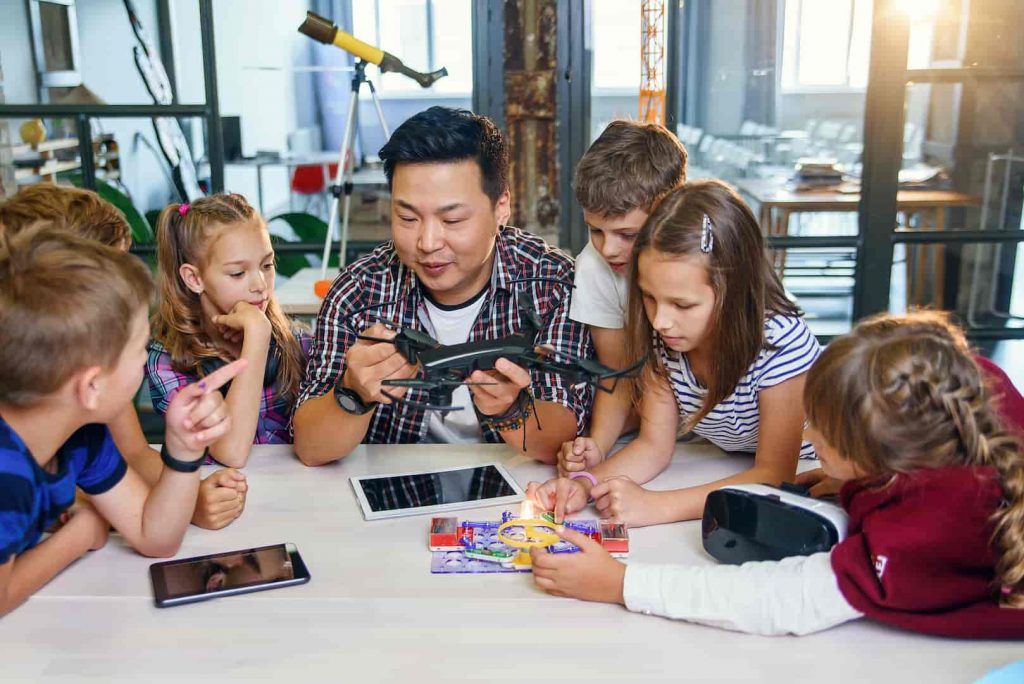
[530,526,626,604]
[558,437,604,477]
[468,357,531,417]
[192,469,247,529]
[343,323,419,405]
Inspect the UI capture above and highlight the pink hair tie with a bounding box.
[178,204,190,216]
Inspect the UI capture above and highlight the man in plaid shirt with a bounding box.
[293,107,593,467]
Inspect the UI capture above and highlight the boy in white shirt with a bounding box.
[563,121,688,468]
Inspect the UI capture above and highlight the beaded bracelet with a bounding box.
[475,387,541,450]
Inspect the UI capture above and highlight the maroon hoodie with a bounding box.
[975,355,1024,437]
[830,466,1024,639]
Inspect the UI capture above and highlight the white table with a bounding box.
[276,266,336,317]
[1,444,1018,682]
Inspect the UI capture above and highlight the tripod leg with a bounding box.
[339,78,393,270]
[367,80,392,138]
[321,80,361,279]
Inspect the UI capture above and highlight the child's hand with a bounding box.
[795,468,844,498]
[66,502,110,552]
[211,301,271,346]
[192,468,248,530]
[164,359,248,463]
[590,476,661,527]
[530,526,625,604]
[525,477,589,524]
[557,437,604,476]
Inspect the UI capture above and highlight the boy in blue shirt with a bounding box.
[0,224,245,615]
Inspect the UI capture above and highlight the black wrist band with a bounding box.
[160,444,206,473]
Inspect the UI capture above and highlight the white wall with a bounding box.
[1,0,182,211]
[1,0,315,216]
[173,0,314,217]
[0,1,36,106]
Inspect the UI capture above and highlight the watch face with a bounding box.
[339,392,358,412]
[336,386,370,414]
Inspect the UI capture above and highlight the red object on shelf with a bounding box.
[290,163,339,195]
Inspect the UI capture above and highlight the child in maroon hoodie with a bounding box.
[527,311,1024,638]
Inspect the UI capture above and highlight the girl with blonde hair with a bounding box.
[147,194,310,468]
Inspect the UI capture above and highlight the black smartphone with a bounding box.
[150,543,310,608]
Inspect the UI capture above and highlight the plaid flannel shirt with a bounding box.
[295,226,594,444]
[147,333,311,458]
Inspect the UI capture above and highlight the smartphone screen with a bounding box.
[150,543,310,607]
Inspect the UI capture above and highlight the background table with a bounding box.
[736,178,980,308]
[276,266,335,317]
[1,443,1018,682]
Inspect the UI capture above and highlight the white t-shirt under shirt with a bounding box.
[419,290,488,444]
[569,241,628,329]
[659,313,821,459]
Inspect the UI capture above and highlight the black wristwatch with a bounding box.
[334,381,377,416]
[160,444,206,473]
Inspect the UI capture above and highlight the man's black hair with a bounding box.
[378,106,509,204]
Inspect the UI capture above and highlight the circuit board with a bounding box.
[429,515,627,575]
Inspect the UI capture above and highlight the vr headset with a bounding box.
[701,483,848,565]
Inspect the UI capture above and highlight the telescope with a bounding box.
[298,11,448,88]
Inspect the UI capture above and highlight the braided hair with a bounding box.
[804,311,1024,607]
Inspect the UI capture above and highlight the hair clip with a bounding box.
[700,214,714,253]
[178,204,190,217]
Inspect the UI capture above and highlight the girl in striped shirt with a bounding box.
[544,180,820,526]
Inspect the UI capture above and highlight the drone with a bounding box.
[352,283,645,414]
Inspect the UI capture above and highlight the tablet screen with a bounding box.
[358,464,518,513]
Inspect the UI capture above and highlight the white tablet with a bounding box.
[350,462,525,520]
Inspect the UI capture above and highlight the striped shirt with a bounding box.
[659,314,820,458]
[296,225,594,444]
[146,331,312,454]
[0,417,126,565]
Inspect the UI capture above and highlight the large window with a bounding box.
[351,0,473,96]
[589,0,642,142]
[781,0,871,92]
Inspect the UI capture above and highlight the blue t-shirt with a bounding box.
[658,314,821,458]
[0,416,126,565]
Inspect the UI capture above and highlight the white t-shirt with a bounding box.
[568,241,628,329]
[660,314,821,458]
[419,291,488,444]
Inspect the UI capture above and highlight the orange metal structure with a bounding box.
[640,0,667,124]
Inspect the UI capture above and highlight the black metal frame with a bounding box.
[0,0,223,193]
[854,0,1024,341]
[471,0,505,131]
[556,0,591,253]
